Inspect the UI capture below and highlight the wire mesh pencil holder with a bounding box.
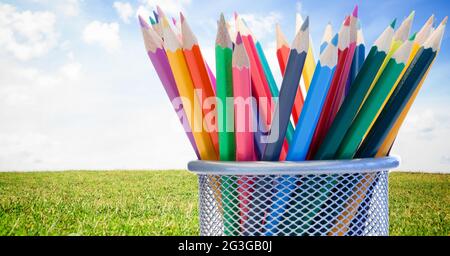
[188,156,400,236]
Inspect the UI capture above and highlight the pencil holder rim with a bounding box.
[188,156,400,176]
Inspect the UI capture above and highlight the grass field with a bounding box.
[0,171,448,236]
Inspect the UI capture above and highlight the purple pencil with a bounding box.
[139,16,200,158]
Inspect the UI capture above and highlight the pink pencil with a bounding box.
[233,33,255,230]
[139,16,200,159]
[233,33,254,161]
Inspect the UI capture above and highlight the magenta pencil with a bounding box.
[139,16,200,158]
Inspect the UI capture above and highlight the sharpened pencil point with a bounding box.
[236,32,243,45]
[409,32,417,41]
[234,12,238,20]
[301,16,309,31]
[344,16,350,26]
[427,14,435,26]
[153,11,159,23]
[408,11,415,20]
[156,5,164,17]
[352,5,358,18]
[442,16,448,25]
[220,13,226,23]
[149,16,156,25]
[138,15,150,30]
[331,33,339,46]
[180,12,185,23]
[390,18,397,29]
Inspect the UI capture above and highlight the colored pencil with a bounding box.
[276,23,305,125]
[276,24,290,76]
[264,38,338,235]
[314,20,396,160]
[138,16,200,159]
[251,23,295,145]
[369,11,415,95]
[296,13,316,93]
[149,16,156,25]
[181,13,220,157]
[216,14,236,162]
[357,18,445,158]
[320,22,333,54]
[263,17,309,161]
[336,35,414,159]
[338,15,441,237]
[162,18,218,161]
[233,33,256,234]
[376,14,435,157]
[236,18,288,160]
[307,9,358,159]
[216,14,238,236]
[233,33,255,162]
[346,19,366,95]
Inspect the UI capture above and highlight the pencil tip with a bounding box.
[149,16,156,25]
[408,10,415,20]
[390,18,397,29]
[442,16,448,26]
[331,33,339,46]
[301,16,309,31]
[153,10,159,23]
[156,5,164,16]
[138,15,149,29]
[236,32,243,44]
[180,12,185,23]
[352,5,358,17]
[344,15,350,26]
[219,13,226,23]
[409,32,417,41]
[234,12,239,20]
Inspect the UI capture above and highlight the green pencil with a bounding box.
[336,34,415,159]
[314,20,396,160]
[216,14,238,236]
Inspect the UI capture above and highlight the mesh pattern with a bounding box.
[198,171,389,236]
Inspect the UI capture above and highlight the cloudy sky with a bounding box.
[0,0,449,172]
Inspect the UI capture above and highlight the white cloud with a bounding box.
[113,1,134,24]
[61,0,81,17]
[82,21,121,52]
[137,0,191,17]
[30,0,82,17]
[0,3,58,61]
[238,12,282,41]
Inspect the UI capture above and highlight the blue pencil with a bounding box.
[264,35,338,235]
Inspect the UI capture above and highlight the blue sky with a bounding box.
[0,0,449,172]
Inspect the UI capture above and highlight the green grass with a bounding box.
[0,171,448,236]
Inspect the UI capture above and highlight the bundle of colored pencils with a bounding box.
[139,5,447,236]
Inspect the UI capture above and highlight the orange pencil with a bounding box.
[181,13,219,156]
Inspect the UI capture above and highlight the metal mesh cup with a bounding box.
[188,156,400,236]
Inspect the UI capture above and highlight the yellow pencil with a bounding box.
[162,18,218,161]
[377,15,436,156]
